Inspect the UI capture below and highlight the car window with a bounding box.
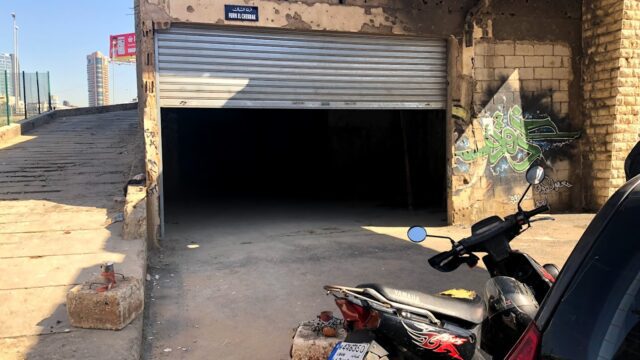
[540,195,640,360]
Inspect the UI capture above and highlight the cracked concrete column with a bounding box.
[135,0,171,242]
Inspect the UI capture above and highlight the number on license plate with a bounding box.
[328,342,370,360]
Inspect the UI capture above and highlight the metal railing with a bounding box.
[0,70,52,127]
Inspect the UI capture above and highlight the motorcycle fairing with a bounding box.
[379,314,476,360]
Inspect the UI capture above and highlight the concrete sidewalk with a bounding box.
[0,110,146,360]
[143,201,593,359]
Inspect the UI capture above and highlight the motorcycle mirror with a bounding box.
[407,226,427,243]
[525,165,545,185]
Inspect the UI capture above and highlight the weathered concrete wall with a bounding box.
[582,0,640,208]
[450,0,583,223]
[137,0,602,229]
[136,0,476,238]
[139,0,476,36]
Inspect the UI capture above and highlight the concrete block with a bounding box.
[525,56,544,67]
[522,80,542,91]
[495,42,515,55]
[535,68,554,79]
[553,67,572,80]
[475,68,494,80]
[544,56,562,67]
[504,56,524,68]
[475,42,494,55]
[553,91,569,102]
[534,44,554,55]
[495,68,515,80]
[0,123,21,145]
[518,68,534,79]
[123,185,147,240]
[291,323,346,360]
[541,79,559,90]
[67,277,143,330]
[515,44,534,56]
[487,56,504,68]
[554,44,571,56]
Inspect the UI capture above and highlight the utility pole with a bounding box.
[111,58,115,105]
[110,39,116,105]
[11,13,19,104]
[35,71,41,114]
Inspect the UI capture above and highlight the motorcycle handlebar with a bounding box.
[524,204,550,219]
[428,249,456,267]
[460,204,550,250]
[428,248,461,272]
[458,219,515,251]
[428,205,550,272]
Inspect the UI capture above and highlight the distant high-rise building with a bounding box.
[86,51,110,107]
[50,95,59,109]
[0,53,18,97]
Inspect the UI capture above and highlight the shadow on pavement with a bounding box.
[0,111,145,360]
[142,202,489,360]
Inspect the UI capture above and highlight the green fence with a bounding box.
[0,70,52,127]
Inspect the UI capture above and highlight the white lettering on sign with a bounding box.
[227,13,257,20]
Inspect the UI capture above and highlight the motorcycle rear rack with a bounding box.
[324,285,441,326]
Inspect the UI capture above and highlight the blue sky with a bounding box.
[0,0,136,106]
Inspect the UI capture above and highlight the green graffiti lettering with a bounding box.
[454,105,580,173]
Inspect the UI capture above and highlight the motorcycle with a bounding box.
[324,165,559,360]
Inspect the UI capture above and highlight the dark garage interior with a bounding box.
[161,108,446,210]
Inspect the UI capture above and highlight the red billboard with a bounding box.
[110,33,136,62]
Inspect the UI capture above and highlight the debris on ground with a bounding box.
[111,212,124,223]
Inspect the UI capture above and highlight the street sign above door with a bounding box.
[224,5,259,22]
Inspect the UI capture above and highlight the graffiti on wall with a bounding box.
[455,105,580,174]
[534,176,573,194]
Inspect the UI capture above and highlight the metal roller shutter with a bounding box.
[156,25,447,109]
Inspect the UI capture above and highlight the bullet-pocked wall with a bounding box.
[136,0,478,239]
[137,0,596,239]
[450,0,584,223]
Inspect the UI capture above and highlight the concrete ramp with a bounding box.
[0,110,146,360]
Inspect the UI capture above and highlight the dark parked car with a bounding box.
[506,175,640,359]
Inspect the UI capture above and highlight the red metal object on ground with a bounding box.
[96,262,117,292]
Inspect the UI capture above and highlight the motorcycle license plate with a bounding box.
[328,342,370,360]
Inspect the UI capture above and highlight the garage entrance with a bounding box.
[155,25,449,226]
[161,108,446,208]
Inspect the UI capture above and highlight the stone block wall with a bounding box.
[473,41,572,118]
[452,39,582,222]
[583,0,640,208]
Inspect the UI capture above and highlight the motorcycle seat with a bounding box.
[357,283,485,325]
